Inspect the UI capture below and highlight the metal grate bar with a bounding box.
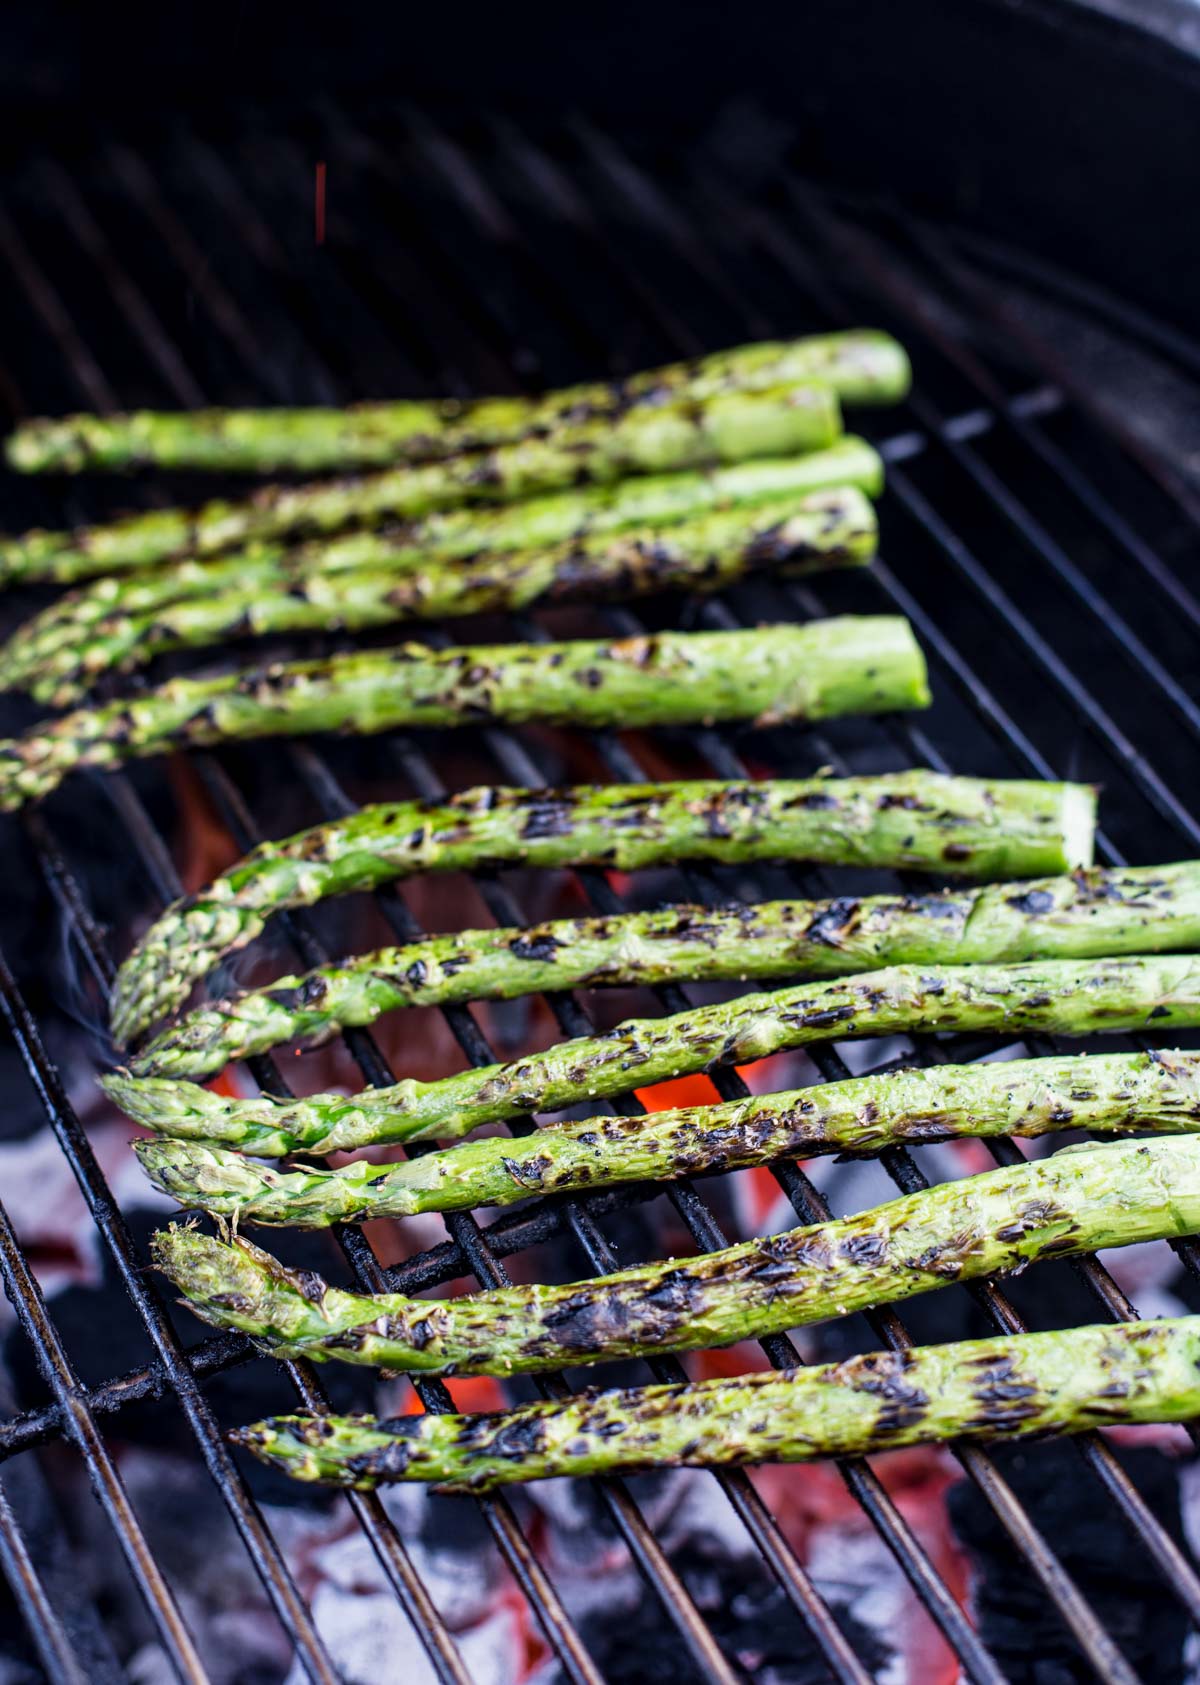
[680,162,1200,850]
[0,949,344,1685]
[29,158,204,408]
[0,1148,208,1681]
[103,142,296,403]
[0,1476,91,1685]
[908,221,1200,532]
[783,186,1200,648]
[875,210,1200,634]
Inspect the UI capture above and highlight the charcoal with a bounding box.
[2,1208,374,1499]
[552,1536,890,1684]
[949,1442,1190,1683]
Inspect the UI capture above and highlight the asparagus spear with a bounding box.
[234,1316,1200,1492]
[6,331,907,474]
[3,489,877,706]
[135,1049,1200,1226]
[131,862,1200,1082]
[0,385,843,586]
[150,1135,1200,1376]
[0,446,883,715]
[0,618,928,816]
[109,772,1096,1047]
[105,956,1198,1156]
[0,441,881,683]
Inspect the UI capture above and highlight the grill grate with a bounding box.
[0,94,1198,1685]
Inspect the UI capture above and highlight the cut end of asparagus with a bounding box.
[1060,783,1099,870]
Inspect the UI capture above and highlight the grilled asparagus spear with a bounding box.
[235,1316,1200,1492]
[105,956,1198,1156]
[6,330,907,474]
[132,862,1200,1082]
[150,1135,1200,1376]
[2,488,877,706]
[0,618,928,815]
[136,1049,1200,1226]
[110,773,1096,1046]
[0,385,843,586]
[0,439,880,662]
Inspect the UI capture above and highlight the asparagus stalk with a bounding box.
[150,1135,1200,1376]
[0,385,844,586]
[2,489,877,707]
[6,331,907,474]
[0,443,881,689]
[233,1316,1200,1492]
[104,955,1198,1156]
[131,862,1200,1082]
[135,1049,1200,1226]
[109,772,1096,1047]
[0,618,928,816]
[0,443,881,678]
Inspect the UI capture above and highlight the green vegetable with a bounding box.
[0,440,881,666]
[131,862,1200,1082]
[135,1049,1200,1225]
[0,385,845,585]
[109,771,1096,1047]
[1,488,876,705]
[150,1135,1200,1376]
[105,955,1192,1157]
[0,618,928,815]
[231,1316,1200,1491]
[6,330,907,474]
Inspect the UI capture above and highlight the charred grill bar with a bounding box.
[0,61,1199,1685]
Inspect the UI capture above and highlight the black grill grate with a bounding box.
[0,96,1198,1685]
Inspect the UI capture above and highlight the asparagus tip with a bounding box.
[150,1221,263,1301]
[135,1137,271,1213]
[103,1069,223,1135]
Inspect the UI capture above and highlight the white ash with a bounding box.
[284,1587,524,1685]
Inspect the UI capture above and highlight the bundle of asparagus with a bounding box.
[151,1134,1200,1376]
[105,955,1200,1156]
[0,384,850,587]
[6,330,908,475]
[0,435,882,590]
[137,1049,1200,1226]
[131,861,1200,1081]
[109,771,1096,1045]
[0,618,928,814]
[235,1317,1200,1492]
[0,487,877,706]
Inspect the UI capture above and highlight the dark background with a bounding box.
[2,0,1199,340]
